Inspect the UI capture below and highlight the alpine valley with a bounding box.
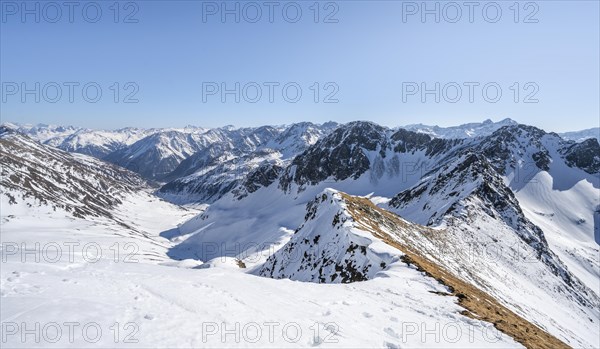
[1,119,598,349]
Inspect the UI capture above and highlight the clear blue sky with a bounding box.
[1,0,598,132]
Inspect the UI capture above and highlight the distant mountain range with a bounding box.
[4,118,597,183]
[403,118,599,142]
[401,118,519,138]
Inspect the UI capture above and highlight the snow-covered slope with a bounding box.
[1,218,524,348]
[511,134,600,304]
[0,126,148,219]
[0,123,200,265]
[388,125,600,348]
[387,150,599,348]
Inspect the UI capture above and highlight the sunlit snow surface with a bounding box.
[0,193,522,348]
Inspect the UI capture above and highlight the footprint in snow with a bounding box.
[389,316,398,322]
[6,271,22,282]
[383,341,401,349]
[362,312,373,318]
[309,336,323,347]
[144,314,155,320]
[384,327,400,339]
[321,309,331,316]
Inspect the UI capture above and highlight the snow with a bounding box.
[169,171,600,347]
[0,261,522,348]
[512,141,600,295]
[0,192,522,348]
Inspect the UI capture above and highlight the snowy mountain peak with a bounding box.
[259,189,399,283]
[0,124,17,136]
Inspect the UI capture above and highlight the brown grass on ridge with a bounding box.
[340,193,570,349]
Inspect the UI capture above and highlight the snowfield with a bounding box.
[0,194,522,348]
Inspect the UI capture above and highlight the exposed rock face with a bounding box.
[477,125,551,175]
[239,163,284,195]
[282,122,388,189]
[390,128,432,152]
[259,190,396,283]
[278,122,598,196]
[561,138,600,174]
